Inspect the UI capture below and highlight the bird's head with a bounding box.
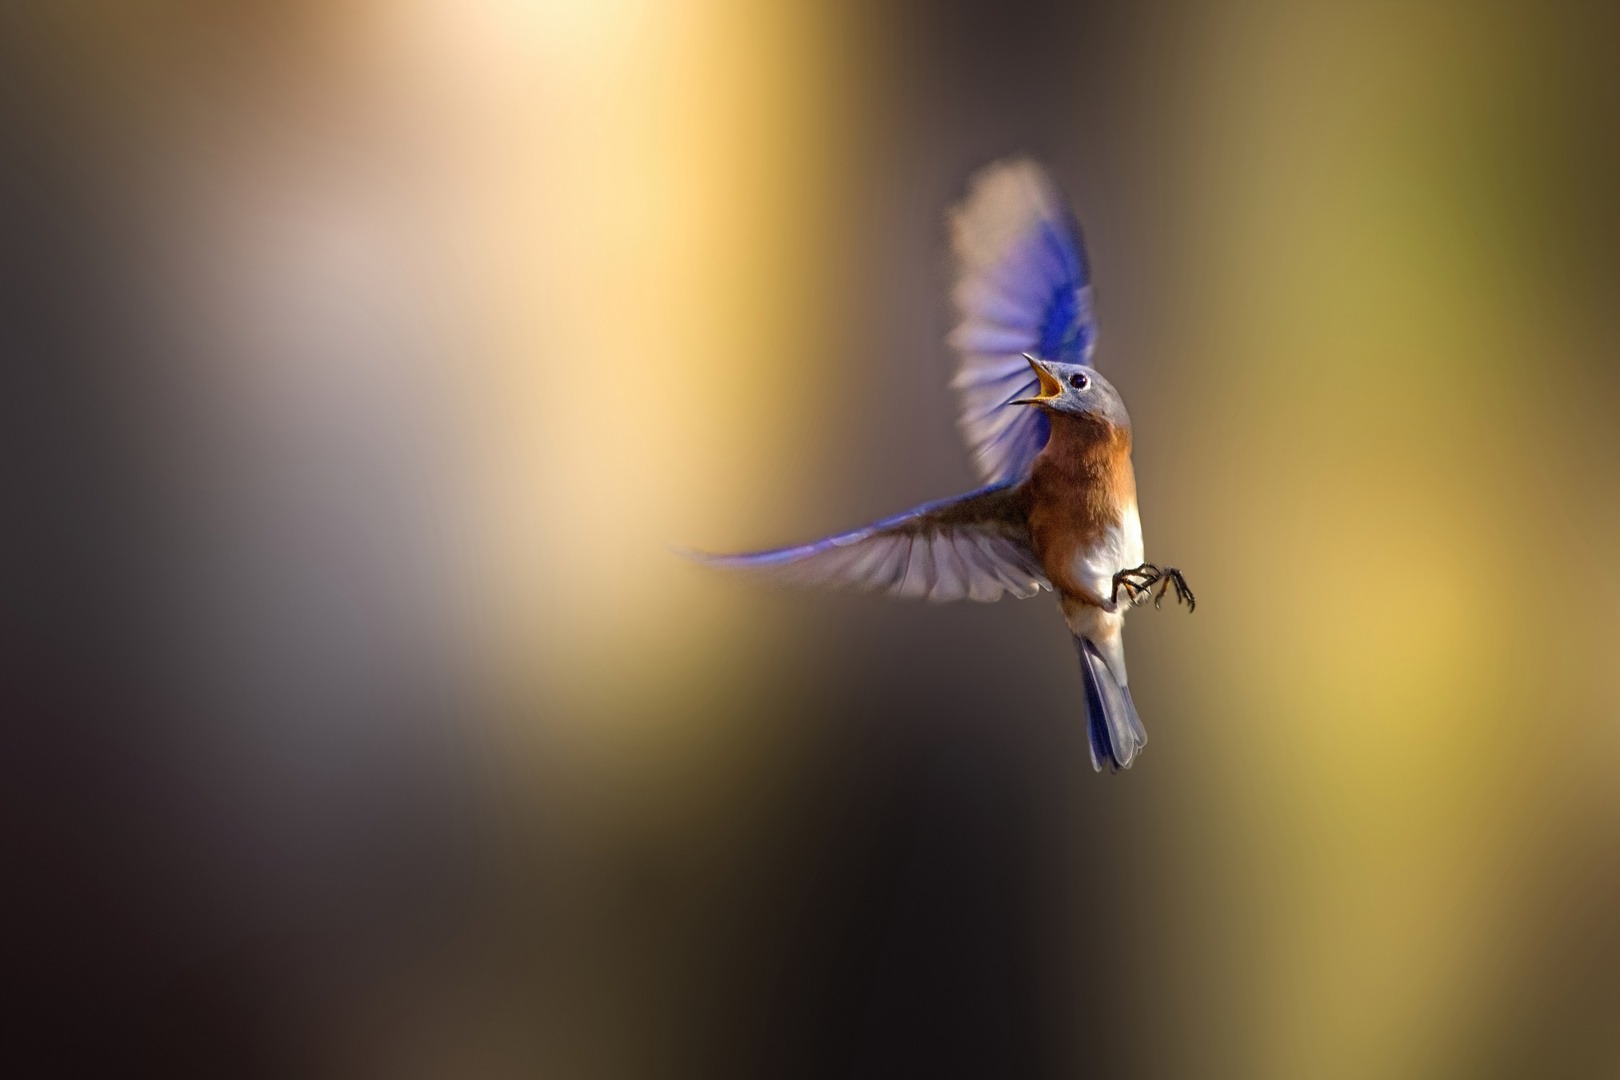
[1011,354,1130,430]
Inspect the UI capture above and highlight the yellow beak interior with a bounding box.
[1031,361,1063,401]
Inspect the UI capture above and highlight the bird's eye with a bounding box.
[1069,373,1090,391]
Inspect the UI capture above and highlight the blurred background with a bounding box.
[3,1,1617,1077]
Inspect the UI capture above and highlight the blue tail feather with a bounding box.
[1074,636,1147,772]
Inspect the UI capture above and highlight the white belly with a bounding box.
[1061,500,1143,687]
[1064,499,1144,602]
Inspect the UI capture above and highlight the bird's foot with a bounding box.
[1111,563,1196,613]
[1111,565,1157,605]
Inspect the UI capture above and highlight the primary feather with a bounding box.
[694,483,1049,602]
[948,159,1098,486]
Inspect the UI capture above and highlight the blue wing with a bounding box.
[693,482,1049,602]
[946,159,1098,486]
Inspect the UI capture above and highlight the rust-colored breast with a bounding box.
[1026,414,1136,600]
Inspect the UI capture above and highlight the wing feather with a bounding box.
[948,159,1098,486]
[693,482,1047,603]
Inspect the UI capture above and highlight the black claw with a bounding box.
[1117,562,1195,613]
[1112,563,1163,605]
[1162,567,1195,613]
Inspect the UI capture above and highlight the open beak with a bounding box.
[1009,353,1064,407]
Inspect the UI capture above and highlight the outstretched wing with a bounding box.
[693,482,1048,602]
[947,159,1098,486]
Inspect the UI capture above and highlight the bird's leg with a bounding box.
[1112,563,1196,613]
[1111,564,1161,605]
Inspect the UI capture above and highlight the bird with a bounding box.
[695,158,1192,772]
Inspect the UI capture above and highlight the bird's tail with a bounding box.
[1074,635,1147,771]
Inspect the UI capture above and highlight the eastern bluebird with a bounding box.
[698,159,1192,772]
